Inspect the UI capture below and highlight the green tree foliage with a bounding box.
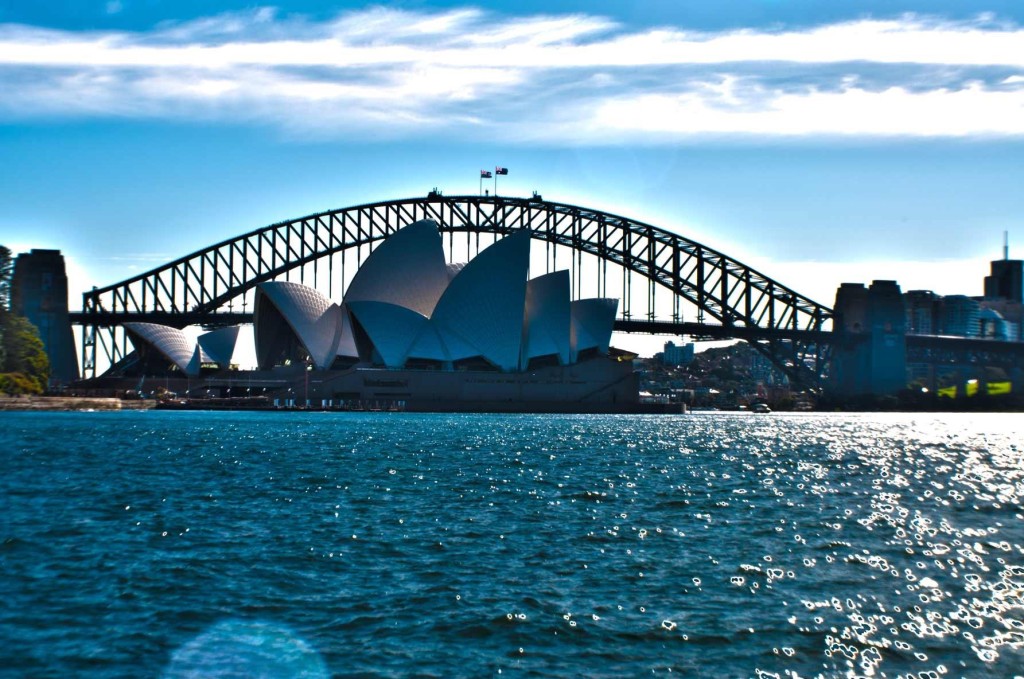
[0,371,42,395]
[0,246,51,395]
[0,314,50,394]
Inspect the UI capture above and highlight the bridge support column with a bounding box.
[12,249,80,386]
[830,280,907,398]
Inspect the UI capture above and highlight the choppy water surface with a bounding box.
[2,412,1023,678]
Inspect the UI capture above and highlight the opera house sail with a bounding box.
[121,219,639,412]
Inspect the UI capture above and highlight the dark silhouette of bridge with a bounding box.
[70,192,1023,393]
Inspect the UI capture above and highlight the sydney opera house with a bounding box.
[120,220,639,412]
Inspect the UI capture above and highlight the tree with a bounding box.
[0,314,50,394]
[0,248,51,395]
[2,314,50,393]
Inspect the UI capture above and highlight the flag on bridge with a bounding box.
[480,170,492,178]
[495,167,508,175]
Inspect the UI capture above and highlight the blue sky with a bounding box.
[1,1,1023,355]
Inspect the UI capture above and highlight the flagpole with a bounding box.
[494,171,498,197]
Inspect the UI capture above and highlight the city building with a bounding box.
[984,235,1023,303]
[903,290,938,335]
[660,340,694,366]
[939,295,981,337]
[979,298,1022,342]
[978,308,1014,341]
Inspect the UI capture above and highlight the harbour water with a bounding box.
[1,411,1022,677]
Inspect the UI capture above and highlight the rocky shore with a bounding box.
[0,396,156,411]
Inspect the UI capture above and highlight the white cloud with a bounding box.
[583,81,1024,139]
[1,8,1024,141]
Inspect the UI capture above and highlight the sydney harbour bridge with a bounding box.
[68,192,1023,393]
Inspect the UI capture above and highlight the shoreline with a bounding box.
[0,396,156,411]
[2,395,1021,413]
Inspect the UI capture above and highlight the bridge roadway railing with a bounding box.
[76,194,834,384]
[905,333,1024,371]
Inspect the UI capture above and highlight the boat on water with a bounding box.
[750,402,772,414]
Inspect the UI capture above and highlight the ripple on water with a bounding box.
[0,411,1023,676]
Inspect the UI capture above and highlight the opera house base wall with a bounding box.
[76,355,645,414]
[308,356,640,413]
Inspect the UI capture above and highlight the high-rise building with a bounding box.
[904,290,938,335]
[984,234,1023,302]
[985,259,1023,302]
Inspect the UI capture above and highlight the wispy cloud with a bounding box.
[1,8,1023,141]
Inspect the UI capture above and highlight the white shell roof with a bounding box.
[431,230,531,371]
[125,322,207,376]
[570,298,619,361]
[405,322,449,362]
[430,323,479,362]
[344,219,450,318]
[239,223,615,373]
[524,270,571,365]
[197,326,241,368]
[254,281,344,369]
[347,301,429,368]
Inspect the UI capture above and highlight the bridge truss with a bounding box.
[77,193,834,386]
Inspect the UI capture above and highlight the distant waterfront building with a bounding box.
[903,290,938,335]
[902,290,1020,342]
[979,298,1022,342]
[939,295,981,337]
[978,308,1014,341]
[660,340,694,366]
[11,249,79,386]
[750,350,787,386]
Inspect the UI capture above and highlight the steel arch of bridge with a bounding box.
[79,193,833,384]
